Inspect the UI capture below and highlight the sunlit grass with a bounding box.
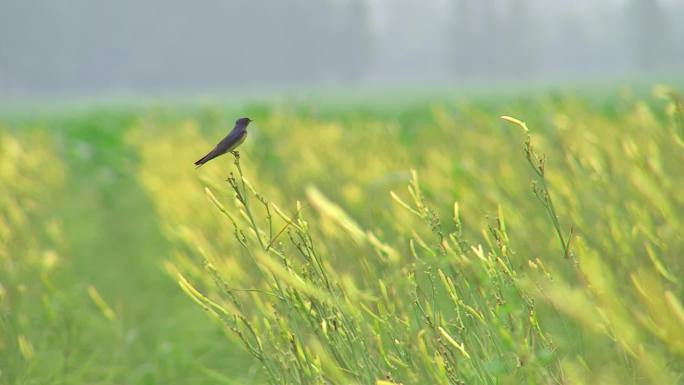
[131,87,684,384]
[1,87,682,384]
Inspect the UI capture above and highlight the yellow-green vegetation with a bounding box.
[131,88,683,384]
[1,87,683,384]
[1,112,253,384]
[0,131,65,380]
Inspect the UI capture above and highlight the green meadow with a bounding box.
[1,87,683,384]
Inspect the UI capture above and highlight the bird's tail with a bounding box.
[194,154,209,168]
[194,147,220,168]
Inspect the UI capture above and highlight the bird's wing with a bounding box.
[224,129,247,152]
[194,126,246,167]
[217,127,245,151]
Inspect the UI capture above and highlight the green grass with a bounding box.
[1,86,683,384]
[0,110,257,384]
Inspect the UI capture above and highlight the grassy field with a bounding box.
[1,87,683,384]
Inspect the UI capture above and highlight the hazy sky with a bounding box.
[1,0,682,98]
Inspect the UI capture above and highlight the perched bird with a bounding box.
[194,117,252,167]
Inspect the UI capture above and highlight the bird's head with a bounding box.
[236,117,253,128]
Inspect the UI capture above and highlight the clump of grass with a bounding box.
[502,113,684,385]
[177,150,557,384]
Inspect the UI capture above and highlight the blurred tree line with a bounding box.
[0,0,370,93]
[448,0,537,80]
[0,0,682,95]
[447,0,683,80]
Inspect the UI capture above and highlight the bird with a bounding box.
[194,117,252,167]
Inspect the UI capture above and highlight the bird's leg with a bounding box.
[231,150,241,169]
